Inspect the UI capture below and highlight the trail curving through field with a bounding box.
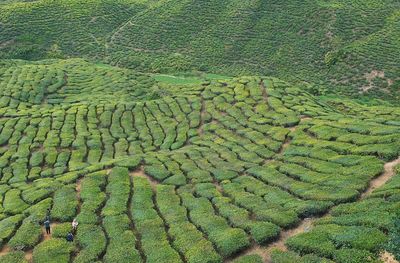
[361,157,400,198]
[227,156,400,262]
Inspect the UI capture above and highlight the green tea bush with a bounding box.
[179,188,250,257]
[156,184,221,263]
[8,217,41,250]
[3,189,29,214]
[32,238,74,263]
[232,254,263,263]
[103,215,141,263]
[0,251,27,263]
[74,224,106,263]
[101,167,130,216]
[131,177,181,263]
[52,223,72,239]
[0,214,24,246]
[51,186,77,221]
[271,250,334,263]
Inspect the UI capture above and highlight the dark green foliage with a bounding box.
[0,215,24,246]
[52,223,72,239]
[232,254,263,263]
[0,50,398,263]
[51,186,77,222]
[271,250,334,263]
[101,167,130,216]
[74,224,106,263]
[1,0,399,101]
[103,215,141,263]
[0,251,27,263]
[32,238,74,263]
[386,213,400,260]
[8,217,41,250]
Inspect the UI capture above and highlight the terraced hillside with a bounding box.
[0,0,399,100]
[0,59,399,263]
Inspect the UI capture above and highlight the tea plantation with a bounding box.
[0,58,398,263]
[0,0,400,262]
[0,0,399,101]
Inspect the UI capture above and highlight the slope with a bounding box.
[0,0,399,100]
[0,59,399,262]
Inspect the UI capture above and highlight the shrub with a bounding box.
[0,251,27,263]
[232,255,263,263]
[0,215,24,246]
[32,238,74,263]
[333,248,378,263]
[101,167,130,216]
[248,221,280,244]
[74,224,106,263]
[8,217,41,250]
[3,189,29,214]
[386,213,400,260]
[52,223,72,239]
[270,250,334,263]
[51,186,77,221]
[144,165,170,180]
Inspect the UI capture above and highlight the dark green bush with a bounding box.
[32,238,74,263]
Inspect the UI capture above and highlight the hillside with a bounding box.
[0,0,400,262]
[0,59,398,262]
[0,0,399,101]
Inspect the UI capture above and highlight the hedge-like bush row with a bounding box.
[156,184,221,263]
[279,167,400,263]
[101,167,130,216]
[131,176,181,263]
[178,185,250,258]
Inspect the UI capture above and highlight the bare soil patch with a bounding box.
[0,245,10,256]
[380,251,399,263]
[361,157,400,198]
[361,70,385,92]
[130,165,159,190]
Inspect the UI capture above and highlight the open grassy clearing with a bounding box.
[0,59,398,262]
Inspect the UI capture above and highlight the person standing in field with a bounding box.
[66,232,74,242]
[44,219,51,235]
[72,218,78,231]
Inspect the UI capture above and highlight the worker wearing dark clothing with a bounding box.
[66,232,74,242]
[44,220,51,234]
[46,208,51,221]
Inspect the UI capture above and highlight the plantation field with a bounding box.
[0,0,399,101]
[0,59,398,263]
[0,0,400,262]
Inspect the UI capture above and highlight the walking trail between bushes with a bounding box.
[226,156,400,263]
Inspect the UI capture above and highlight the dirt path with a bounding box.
[380,251,399,263]
[0,245,10,256]
[361,157,400,198]
[24,249,33,262]
[197,98,206,136]
[41,222,61,241]
[278,116,312,154]
[130,165,158,190]
[76,178,83,214]
[226,218,314,262]
[259,80,269,106]
[76,179,82,199]
[227,156,400,262]
[278,138,291,155]
[0,221,60,261]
